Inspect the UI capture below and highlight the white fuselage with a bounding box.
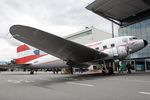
[25,36,146,68]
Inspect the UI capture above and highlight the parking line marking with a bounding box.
[7,79,34,83]
[139,92,150,95]
[107,79,150,83]
[8,80,21,84]
[24,80,35,83]
[38,78,49,80]
[67,82,94,87]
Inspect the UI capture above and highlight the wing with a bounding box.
[10,25,108,65]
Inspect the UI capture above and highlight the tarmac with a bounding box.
[0,71,150,100]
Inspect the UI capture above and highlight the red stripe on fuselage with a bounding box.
[16,54,47,64]
[87,42,101,47]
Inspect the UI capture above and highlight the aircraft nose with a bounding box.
[143,40,148,47]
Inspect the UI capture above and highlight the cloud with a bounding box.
[0,0,118,61]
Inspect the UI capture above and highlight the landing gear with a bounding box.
[30,69,34,75]
[102,67,114,75]
[108,67,114,75]
[10,69,14,72]
[102,67,106,75]
[70,67,73,74]
[102,61,114,75]
[102,61,108,75]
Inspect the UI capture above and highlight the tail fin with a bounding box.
[16,44,47,64]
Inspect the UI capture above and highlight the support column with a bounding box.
[145,59,147,71]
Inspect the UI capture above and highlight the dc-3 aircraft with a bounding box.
[9,25,148,74]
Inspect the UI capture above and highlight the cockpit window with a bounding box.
[133,37,137,39]
[129,37,137,40]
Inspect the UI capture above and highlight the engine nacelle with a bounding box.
[102,46,128,60]
[117,46,128,59]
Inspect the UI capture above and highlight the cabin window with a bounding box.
[111,44,115,47]
[103,45,107,49]
[95,47,99,50]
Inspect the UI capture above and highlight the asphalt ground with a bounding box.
[0,71,150,100]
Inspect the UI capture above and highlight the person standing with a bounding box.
[119,62,125,73]
[126,62,132,74]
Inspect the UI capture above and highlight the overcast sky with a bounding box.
[0,0,118,61]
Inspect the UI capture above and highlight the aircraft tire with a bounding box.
[30,70,34,75]
[108,67,114,75]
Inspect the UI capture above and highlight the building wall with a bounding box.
[92,28,113,42]
[119,19,150,59]
[65,27,112,45]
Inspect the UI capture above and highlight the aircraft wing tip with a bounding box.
[9,25,21,35]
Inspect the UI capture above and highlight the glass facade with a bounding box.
[119,19,150,59]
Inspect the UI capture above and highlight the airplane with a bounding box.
[9,25,148,74]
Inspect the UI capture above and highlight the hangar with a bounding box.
[65,26,112,45]
[86,0,150,71]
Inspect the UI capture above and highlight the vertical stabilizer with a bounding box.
[16,44,46,64]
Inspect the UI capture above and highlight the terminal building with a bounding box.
[86,0,150,71]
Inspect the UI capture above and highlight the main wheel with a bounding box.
[108,67,114,75]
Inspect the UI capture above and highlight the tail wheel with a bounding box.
[30,70,34,75]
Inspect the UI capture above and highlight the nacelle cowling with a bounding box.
[102,46,128,60]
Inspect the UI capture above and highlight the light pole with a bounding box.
[112,21,114,38]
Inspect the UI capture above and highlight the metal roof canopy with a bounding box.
[86,0,150,27]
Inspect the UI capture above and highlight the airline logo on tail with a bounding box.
[16,44,47,64]
[33,50,40,55]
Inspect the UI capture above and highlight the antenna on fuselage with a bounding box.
[6,32,12,39]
